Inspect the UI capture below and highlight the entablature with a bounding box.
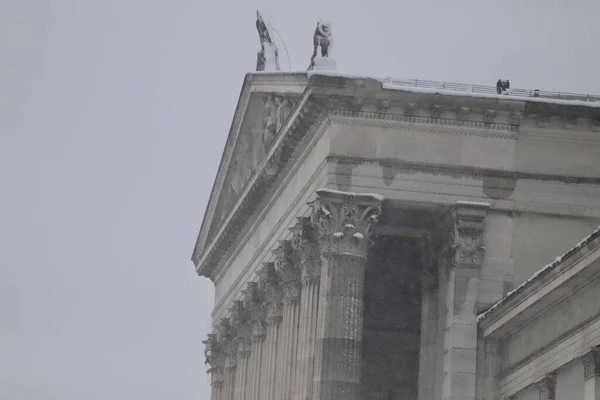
[193,73,600,282]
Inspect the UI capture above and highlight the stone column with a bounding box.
[536,373,556,400]
[442,201,489,400]
[257,262,283,400]
[242,282,266,400]
[210,371,224,400]
[273,240,302,400]
[248,322,266,400]
[582,347,600,400]
[223,356,237,400]
[292,217,322,400]
[233,339,251,400]
[310,189,384,400]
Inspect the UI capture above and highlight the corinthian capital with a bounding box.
[273,240,299,283]
[257,262,282,303]
[450,201,490,267]
[309,189,384,258]
[273,240,301,301]
[289,217,321,282]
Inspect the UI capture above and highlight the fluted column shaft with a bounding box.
[312,254,366,399]
[233,341,250,400]
[294,259,321,399]
[248,331,265,400]
[260,307,282,400]
[275,282,302,400]
[223,359,236,400]
[309,189,383,400]
[210,373,224,400]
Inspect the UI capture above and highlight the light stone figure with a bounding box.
[308,20,335,71]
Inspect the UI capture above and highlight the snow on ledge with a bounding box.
[316,188,385,202]
[456,200,491,208]
[477,224,600,323]
[382,83,600,108]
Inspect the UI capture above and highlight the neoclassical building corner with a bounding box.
[193,71,600,400]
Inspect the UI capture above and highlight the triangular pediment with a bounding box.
[192,73,308,264]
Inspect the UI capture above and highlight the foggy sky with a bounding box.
[1,1,599,399]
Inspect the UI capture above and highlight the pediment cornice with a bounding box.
[193,74,600,280]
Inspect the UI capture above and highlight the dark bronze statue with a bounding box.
[255,11,280,72]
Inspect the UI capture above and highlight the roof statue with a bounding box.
[255,11,280,72]
[307,19,336,72]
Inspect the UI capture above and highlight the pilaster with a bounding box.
[582,347,600,400]
[291,217,322,400]
[536,373,556,400]
[481,339,500,400]
[310,188,384,400]
[442,201,490,400]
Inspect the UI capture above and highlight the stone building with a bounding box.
[192,72,600,400]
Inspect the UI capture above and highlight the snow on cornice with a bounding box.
[477,224,600,323]
[382,83,600,109]
[250,71,600,109]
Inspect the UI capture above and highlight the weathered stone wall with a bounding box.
[512,214,600,283]
[504,275,600,368]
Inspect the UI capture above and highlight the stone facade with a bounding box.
[193,73,600,399]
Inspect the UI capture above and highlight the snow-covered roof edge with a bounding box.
[477,224,600,323]
[247,72,600,109]
[382,83,600,109]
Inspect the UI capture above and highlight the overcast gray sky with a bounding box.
[1,1,599,399]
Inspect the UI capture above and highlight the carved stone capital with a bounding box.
[257,262,282,304]
[449,201,489,267]
[224,353,237,371]
[282,281,302,302]
[210,368,224,387]
[265,301,283,324]
[241,282,266,330]
[202,333,223,372]
[236,337,252,359]
[309,189,384,259]
[273,240,300,285]
[536,373,556,400]
[582,346,600,379]
[251,319,266,341]
[289,217,322,283]
[216,318,233,345]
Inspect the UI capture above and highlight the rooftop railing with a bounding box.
[383,77,600,103]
